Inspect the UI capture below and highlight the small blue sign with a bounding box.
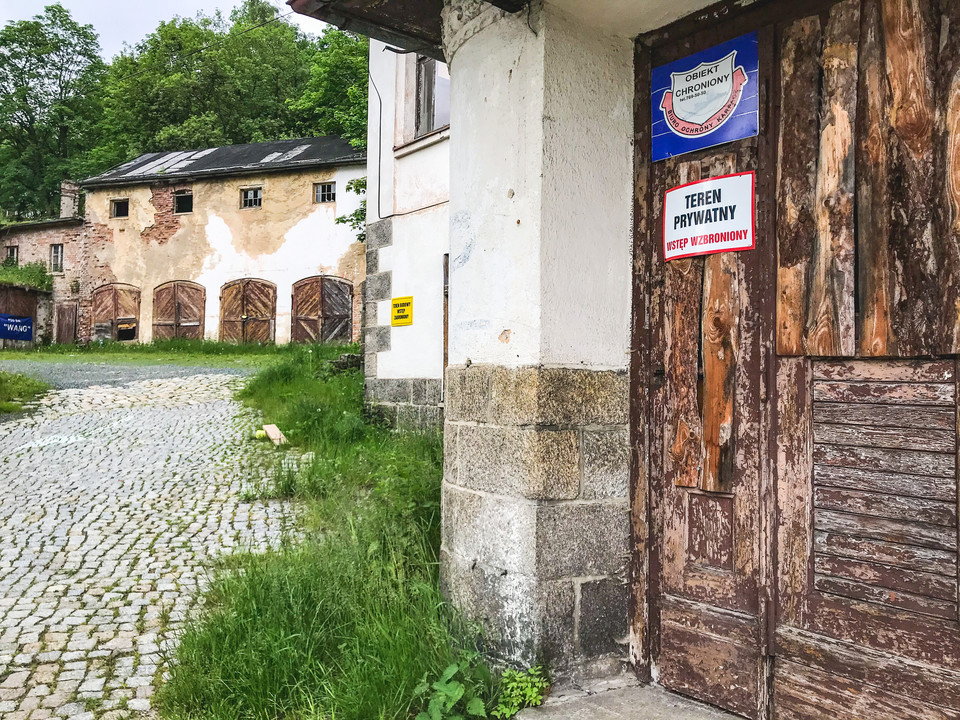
[651,32,759,162]
[0,314,33,341]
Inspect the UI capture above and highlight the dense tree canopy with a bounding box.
[0,1,368,222]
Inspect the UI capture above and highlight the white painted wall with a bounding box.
[367,39,451,381]
[445,1,634,370]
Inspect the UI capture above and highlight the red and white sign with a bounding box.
[663,171,755,261]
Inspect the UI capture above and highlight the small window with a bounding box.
[4,246,18,266]
[314,182,336,203]
[241,187,263,209]
[415,56,450,138]
[50,244,64,273]
[174,191,193,214]
[111,198,129,218]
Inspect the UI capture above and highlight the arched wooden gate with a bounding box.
[92,283,140,341]
[219,278,276,344]
[153,281,205,340]
[291,275,353,343]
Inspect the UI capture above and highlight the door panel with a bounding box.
[292,277,322,343]
[219,279,275,344]
[320,277,352,343]
[219,280,244,343]
[154,281,205,340]
[91,284,140,341]
[55,302,77,344]
[153,283,177,340]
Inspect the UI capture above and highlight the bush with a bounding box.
[0,260,53,291]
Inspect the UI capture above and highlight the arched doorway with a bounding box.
[219,278,276,343]
[92,283,141,341]
[153,281,205,340]
[291,275,354,343]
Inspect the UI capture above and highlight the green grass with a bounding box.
[155,345,500,720]
[0,338,328,369]
[0,260,53,291]
[0,371,49,413]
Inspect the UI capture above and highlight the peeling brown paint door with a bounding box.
[636,22,777,720]
[55,302,77,344]
[219,278,276,344]
[92,284,141,341]
[153,281,205,340]
[291,276,353,343]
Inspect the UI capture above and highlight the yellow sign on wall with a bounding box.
[391,296,413,326]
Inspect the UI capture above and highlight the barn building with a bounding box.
[292,0,960,718]
[2,137,366,345]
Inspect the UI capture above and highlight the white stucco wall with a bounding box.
[367,39,451,382]
[445,2,634,370]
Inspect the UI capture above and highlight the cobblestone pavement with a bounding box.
[0,374,290,719]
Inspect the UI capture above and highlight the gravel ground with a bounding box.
[0,360,250,390]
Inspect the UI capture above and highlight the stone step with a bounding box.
[518,684,740,720]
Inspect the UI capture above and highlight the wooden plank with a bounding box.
[776,16,822,356]
[815,553,956,602]
[814,464,955,500]
[814,444,955,478]
[937,2,960,353]
[813,359,955,382]
[776,357,813,627]
[815,530,957,577]
[813,422,956,453]
[815,509,956,551]
[814,487,957,527]
[263,424,287,446]
[659,621,760,719]
[814,574,956,619]
[659,595,758,648]
[805,0,858,357]
[813,402,955,431]
[777,626,960,713]
[665,160,703,488]
[775,658,958,720]
[857,0,896,356]
[688,494,734,570]
[878,0,939,357]
[813,380,955,406]
[700,249,738,492]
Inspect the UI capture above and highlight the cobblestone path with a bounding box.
[0,373,289,719]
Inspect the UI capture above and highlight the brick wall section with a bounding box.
[363,218,444,429]
[140,186,187,245]
[441,364,630,677]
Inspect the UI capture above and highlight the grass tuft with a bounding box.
[0,371,49,414]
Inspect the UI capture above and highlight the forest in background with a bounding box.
[0,1,368,222]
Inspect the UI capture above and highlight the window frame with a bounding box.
[240,186,263,209]
[110,198,130,218]
[314,182,336,204]
[173,190,194,215]
[5,246,18,266]
[415,55,438,139]
[50,244,64,273]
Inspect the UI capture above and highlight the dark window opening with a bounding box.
[116,322,137,341]
[241,187,262,208]
[174,191,193,214]
[4,246,18,266]
[314,182,336,203]
[416,56,450,138]
[111,198,129,218]
[50,244,64,273]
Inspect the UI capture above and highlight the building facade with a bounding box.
[293,0,960,718]
[2,138,366,345]
[363,42,451,428]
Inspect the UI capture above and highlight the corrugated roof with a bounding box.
[82,136,366,188]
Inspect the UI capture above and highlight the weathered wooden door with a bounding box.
[55,302,77,344]
[219,278,276,344]
[291,276,353,343]
[92,284,140,341]
[639,29,776,719]
[153,281,205,340]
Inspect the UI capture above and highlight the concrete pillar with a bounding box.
[440,0,635,676]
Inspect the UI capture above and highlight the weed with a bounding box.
[0,260,52,290]
[491,667,550,718]
[414,650,495,720]
[0,371,49,414]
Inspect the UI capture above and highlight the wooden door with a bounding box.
[153,281,205,340]
[291,276,322,343]
[219,279,276,344]
[55,302,77,344]
[292,276,353,343]
[92,284,140,341]
[639,32,776,719]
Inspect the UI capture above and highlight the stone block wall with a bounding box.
[363,218,445,429]
[441,363,630,676]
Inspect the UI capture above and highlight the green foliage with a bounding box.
[415,652,494,720]
[0,371,49,414]
[0,261,53,291]
[290,28,369,148]
[335,176,367,243]
[0,4,105,220]
[491,667,550,718]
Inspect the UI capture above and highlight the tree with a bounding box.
[291,28,368,148]
[0,4,104,220]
